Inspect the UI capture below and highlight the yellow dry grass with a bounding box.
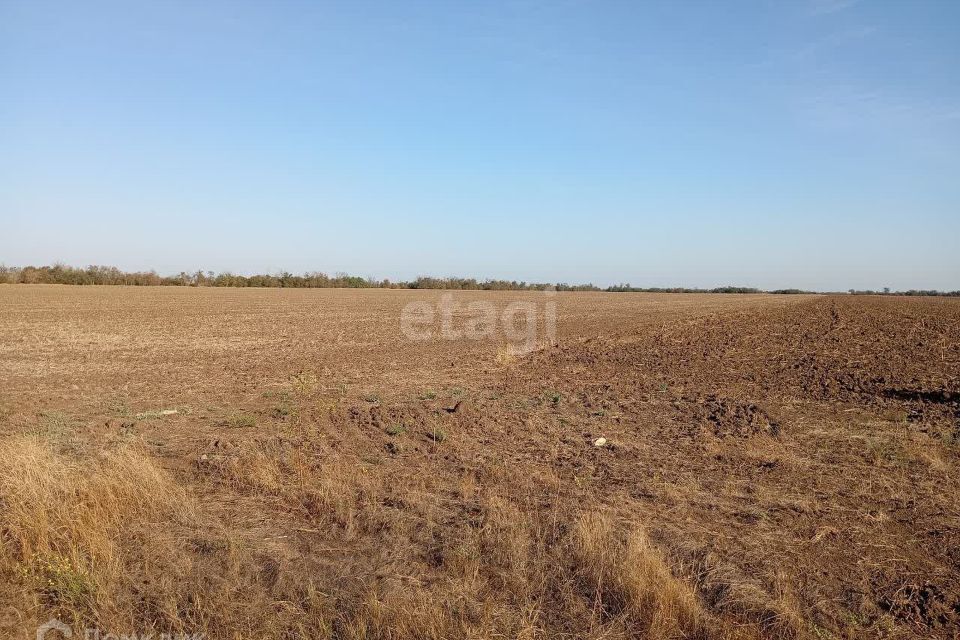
[1,433,763,639]
[0,437,195,630]
[571,511,707,637]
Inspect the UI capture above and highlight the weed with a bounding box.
[427,428,447,443]
[103,397,132,417]
[811,622,839,639]
[941,428,959,448]
[290,370,319,395]
[866,437,902,466]
[316,399,341,413]
[881,408,909,423]
[26,553,95,610]
[30,411,78,439]
[226,414,256,428]
[385,424,406,436]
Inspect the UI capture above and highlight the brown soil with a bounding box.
[1,286,958,639]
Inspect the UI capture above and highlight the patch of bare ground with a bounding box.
[1,287,959,638]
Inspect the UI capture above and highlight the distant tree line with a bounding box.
[1,264,957,296]
[0,265,385,288]
[847,288,960,297]
[0,265,595,290]
[606,284,765,294]
[405,276,598,291]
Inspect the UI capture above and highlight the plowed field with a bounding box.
[1,286,958,639]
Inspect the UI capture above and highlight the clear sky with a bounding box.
[2,0,958,290]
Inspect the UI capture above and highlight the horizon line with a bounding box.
[1,264,958,297]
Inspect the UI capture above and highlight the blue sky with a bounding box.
[2,0,958,290]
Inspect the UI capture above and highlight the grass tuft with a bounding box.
[570,511,710,637]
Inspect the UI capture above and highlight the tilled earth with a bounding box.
[1,286,958,639]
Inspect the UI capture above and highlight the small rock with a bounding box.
[160,409,178,416]
[593,437,608,447]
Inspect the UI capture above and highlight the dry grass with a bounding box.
[0,433,763,638]
[570,511,709,638]
[0,436,196,630]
